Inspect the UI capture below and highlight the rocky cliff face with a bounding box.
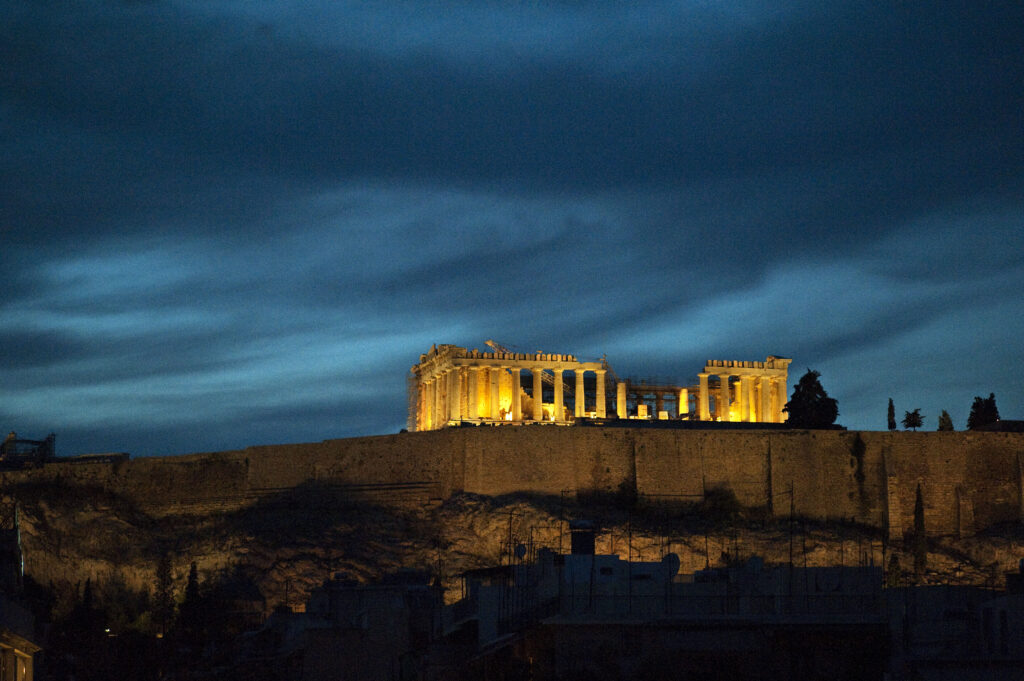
[5,475,1023,617]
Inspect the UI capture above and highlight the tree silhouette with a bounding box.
[175,561,204,648]
[154,554,174,637]
[937,410,954,431]
[885,554,902,588]
[967,393,1000,430]
[902,409,923,431]
[184,561,200,604]
[887,398,896,431]
[783,369,838,428]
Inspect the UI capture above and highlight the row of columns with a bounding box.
[420,368,787,429]
[696,372,787,423]
[618,386,691,419]
[418,366,607,429]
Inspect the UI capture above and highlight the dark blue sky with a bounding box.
[2,1,1022,456]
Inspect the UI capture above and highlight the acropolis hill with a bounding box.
[1,344,1023,608]
[5,426,1023,540]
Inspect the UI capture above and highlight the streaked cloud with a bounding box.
[1,0,1021,454]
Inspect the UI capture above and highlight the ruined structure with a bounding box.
[408,343,791,431]
[0,432,54,469]
[409,344,608,430]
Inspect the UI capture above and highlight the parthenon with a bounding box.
[408,343,791,431]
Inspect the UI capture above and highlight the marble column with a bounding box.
[698,373,710,421]
[554,369,565,421]
[718,374,731,421]
[433,377,441,429]
[418,382,426,430]
[616,381,627,419]
[511,369,522,421]
[595,370,607,418]
[483,367,492,418]
[759,377,771,423]
[467,366,479,419]
[435,373,445,426]
[655,392,665,419]
[574,370,585,417]
[490,367,502,420]
[737,376,748,421]
[424,379,434,430]
[532,368,544,421]
[739,377,748,422]
[450,368,462,422]
[744,376,757,422]
[441,370,450,422]
[678,388,688,418]
[773,378,786,422]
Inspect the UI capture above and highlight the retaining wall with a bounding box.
[1,427,1022,537]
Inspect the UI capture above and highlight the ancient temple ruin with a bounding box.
[408,343,791,431]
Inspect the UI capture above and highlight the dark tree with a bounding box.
[885,554,902,588]
[184,561,200,604]
[175,561,204,647]
[783,369,839,428]
[154,553,175,637]
[902,409,923,431]
[82,577,94,613]
[887,398,896,431]
[937,410,954,431]
[912,484,927,578]
[967,393,1000,430]
[68,577,104,641]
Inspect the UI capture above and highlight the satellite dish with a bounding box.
[515,544,527,560]
[662,552,681,576]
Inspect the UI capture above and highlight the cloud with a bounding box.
[1,0,1021,454]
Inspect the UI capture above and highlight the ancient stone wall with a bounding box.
[1,428,1022,537]
[459,427,633,497]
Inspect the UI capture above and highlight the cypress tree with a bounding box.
[967,393,1000,430]
[154,553,175,637]
[783,370,839,428]
[885,554,902,588]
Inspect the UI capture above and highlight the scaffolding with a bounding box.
[0,432,54,467]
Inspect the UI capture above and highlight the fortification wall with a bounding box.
[0,431,461,516]
[460,427,633,497]
[635,430,771,507]
[767,431,887,526]
[1,427,1022,537]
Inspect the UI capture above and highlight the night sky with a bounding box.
[2,1,1022,456]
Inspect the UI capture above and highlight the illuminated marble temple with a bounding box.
[408,344,791,431]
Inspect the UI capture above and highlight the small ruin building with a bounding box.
[409,342,791,431]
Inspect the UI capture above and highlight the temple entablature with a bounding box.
[408,344,791,431]
[703,355,791,375]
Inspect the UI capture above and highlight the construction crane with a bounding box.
[484,339,514,354]
[485,340,620,399]
[485,339,575,396]
[482,340,624,417]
